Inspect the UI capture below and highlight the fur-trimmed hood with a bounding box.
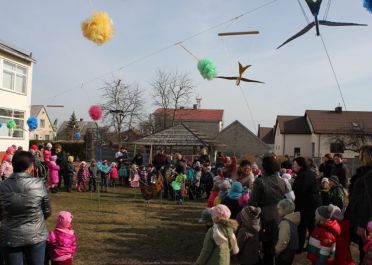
[213,218,239,255]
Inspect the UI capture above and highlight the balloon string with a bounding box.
[297,0,310,24]
[177,43,199,61]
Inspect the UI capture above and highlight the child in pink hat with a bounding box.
[48,156,60,193]
[196,204,239,265]
[47,211,77,265]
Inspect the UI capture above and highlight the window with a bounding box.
[40,119,45,128]
[0,108,25,138]
[294,147,301,157]
[330,142,344,153]
[2,60,27,94]
[34,134,39,140]
[45,135,49,140]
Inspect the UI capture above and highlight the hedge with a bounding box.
[29,140,86,161]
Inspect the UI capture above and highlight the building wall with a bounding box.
[0,50,33,151]
[274,126,284,155]
[29,107,54,141]
[215,123,269,158]
[178,121,220,138]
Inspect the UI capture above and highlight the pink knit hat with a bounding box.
[238,192,250,207]
[56,211,73,229]
[368,220,372,234]
[210,204,231,220]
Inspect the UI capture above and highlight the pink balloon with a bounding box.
[89,105,102,121]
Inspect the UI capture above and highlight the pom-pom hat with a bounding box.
[210,204,231,220]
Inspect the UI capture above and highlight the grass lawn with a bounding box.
[47,187,357,265]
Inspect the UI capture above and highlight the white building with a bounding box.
[269,107,372,159]
[0,41,35,151]
[30,105,55,141]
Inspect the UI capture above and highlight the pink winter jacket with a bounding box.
[48,161,60,184]
[110,167,118,179]
[47,211,77,261]
[44,149,52,162]
[0,157,13,178]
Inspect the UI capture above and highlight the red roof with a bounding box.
[154,108,224,122]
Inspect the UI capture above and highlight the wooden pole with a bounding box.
[218,31,259,36]
[149,145,153,164]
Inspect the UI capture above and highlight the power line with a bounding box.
[319,34,347,111]
[46,0,281,101]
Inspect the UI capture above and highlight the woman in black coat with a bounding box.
[292,156,321,252]
[249,155,288,265]
[345,145,372,264]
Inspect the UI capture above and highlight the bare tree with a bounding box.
[101,79,145,143]
[169,71,194,126]
[151,70,171,130]
[330,122,372,152]
[151,70,194,130]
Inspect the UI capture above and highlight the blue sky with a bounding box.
[1,0,372,132]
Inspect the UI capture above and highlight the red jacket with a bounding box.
[335,220,355,265]
[307,220,341,265]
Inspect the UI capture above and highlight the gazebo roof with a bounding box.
[133,123,218,146]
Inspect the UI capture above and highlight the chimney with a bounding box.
[335,106,342,113]
[193,104,198,110]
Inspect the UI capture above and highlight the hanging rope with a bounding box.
[177,43,199,61]
[323,0,332,21]
[319,34,347,110]
[238,84,258,131]
[297,0,310,24]
[219,18,258,131]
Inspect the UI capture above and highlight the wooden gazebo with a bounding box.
[132,123,221,162]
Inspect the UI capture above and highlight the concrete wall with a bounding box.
[0,50,33,151]
[30,107,54,141]
[178,121,221,138]
[215,122,270,158]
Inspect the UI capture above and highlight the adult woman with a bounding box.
[236,160,255,190]
[0,151,51,264]
[249,155,288,265]
[345,145,372,264]
[292,156,321,252]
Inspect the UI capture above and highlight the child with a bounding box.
[307,205,341,265]
[207,184,220,208]
[198,208,213,230]
[77,162,88,192]
[195,204,239,265]
[275,199,300,265]
[65,156,75,193]
[281,173,296,201]
[118,161,128,186]
[47,211,77,265]
[0,155,13,180]
[129,164,140,188]
[171,164,187,205]
[363,221,372,265]
[44,143,52,163]
[48,156,60,193]
[88,159,99,192]
[99,160,110,192]
[237,206,261,265]
[327,176,345,210]
[109,162,118,187]
[331,207,355,265]
[154,171,164,194]
[321,178,331,205]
